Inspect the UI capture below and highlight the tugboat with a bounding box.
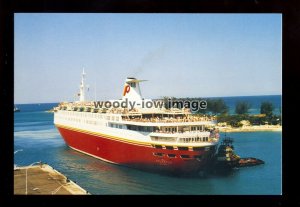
[214,137,240,169]
[213,135,265,170]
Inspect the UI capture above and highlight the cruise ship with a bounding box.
[54,70,220,174]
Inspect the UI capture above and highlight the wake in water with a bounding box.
[14,128,60,139]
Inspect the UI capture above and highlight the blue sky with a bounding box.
[14,13,282,104]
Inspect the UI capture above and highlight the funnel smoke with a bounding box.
[131,44,167,76]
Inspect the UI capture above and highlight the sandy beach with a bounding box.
[216,125,282,132]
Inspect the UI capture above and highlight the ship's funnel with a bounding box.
[122,77,147,102]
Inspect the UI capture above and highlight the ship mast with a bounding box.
[79,68,86,102]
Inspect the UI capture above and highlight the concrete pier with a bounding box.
[14,163,90,195]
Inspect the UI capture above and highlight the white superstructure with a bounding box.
[54,71,219,148]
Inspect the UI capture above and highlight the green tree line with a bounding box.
[161,97,281,126]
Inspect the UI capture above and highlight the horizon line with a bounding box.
[14,94,282,105]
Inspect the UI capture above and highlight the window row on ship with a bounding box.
[151,136,210,143]
[58,111,121,121]
[57,112,214,139]
[124,125,207,133]
[58,113,210,135]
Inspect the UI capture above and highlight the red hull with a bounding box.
[56,125,216,174]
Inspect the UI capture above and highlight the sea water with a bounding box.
[14,96,282,195]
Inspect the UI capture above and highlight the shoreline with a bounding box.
[216,125,282,132]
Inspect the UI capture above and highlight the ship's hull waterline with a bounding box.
[56,125,217,174]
